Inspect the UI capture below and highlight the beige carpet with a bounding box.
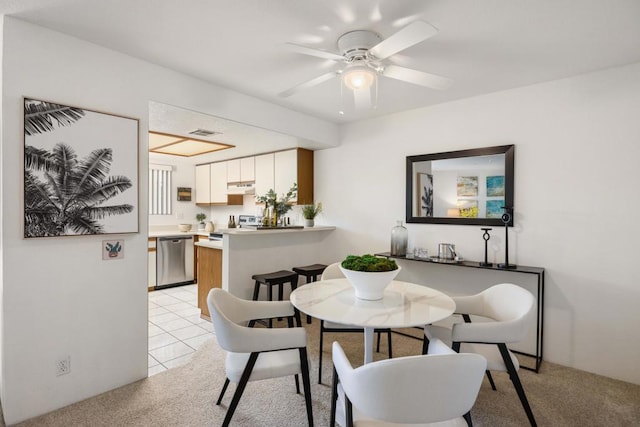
[8,320,640,427]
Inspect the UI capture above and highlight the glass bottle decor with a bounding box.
[390,220,408,257]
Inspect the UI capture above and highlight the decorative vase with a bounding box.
[339,266,401,300]
[390,220,408,256]
[304,218,314,227]
[204,221,214,232]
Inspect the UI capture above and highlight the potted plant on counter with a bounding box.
[340,254,400,300]
[256,183,297,226]
[301,202,322,227]
[196,212,207,230]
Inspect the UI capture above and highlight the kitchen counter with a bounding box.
[220,226,335,235]
[149,229,209,238]
[194,239,223,250]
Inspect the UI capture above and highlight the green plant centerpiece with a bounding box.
[256,183,297,226]
[341,254,398,272]
[340,254,401,300]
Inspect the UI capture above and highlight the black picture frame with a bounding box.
[406,145,514,226]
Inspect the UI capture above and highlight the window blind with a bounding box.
[149,164,172,215]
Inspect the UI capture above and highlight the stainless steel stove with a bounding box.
[237,215,260,228]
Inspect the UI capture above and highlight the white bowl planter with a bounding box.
[340,266,401,300]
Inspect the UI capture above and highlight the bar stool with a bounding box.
[251,270,300,328]
[292,264,327,324]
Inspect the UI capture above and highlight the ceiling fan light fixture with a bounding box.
[342,64,376,91]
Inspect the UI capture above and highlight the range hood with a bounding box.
[227,183,255,195]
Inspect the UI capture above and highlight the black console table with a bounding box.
[377,252,544,372]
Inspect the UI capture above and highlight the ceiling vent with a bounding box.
[189,128,221,137]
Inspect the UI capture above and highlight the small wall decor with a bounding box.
[177,187,192,201]
[486,199,504,218]
[24,98,139,237]
[102,240,124,260]
[458,199,478,218]
[486,175,505,197]
[418,173,433,217]
[457,176,478,197]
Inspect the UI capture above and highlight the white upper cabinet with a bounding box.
[240,156,255,182]
[254,153,274,198]
[195,164,211,204]
[274,149,298,202]
[227,157,255,183]
[227,159,241,183]
[210,161,228,204]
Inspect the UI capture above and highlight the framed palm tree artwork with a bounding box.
[23,98,139,238]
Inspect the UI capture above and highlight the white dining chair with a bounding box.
[331,339,487,426]
[424,283,537,426]
[207,288,314,427]
[317,262,393,384]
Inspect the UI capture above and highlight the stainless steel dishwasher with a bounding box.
[156,235,193,289]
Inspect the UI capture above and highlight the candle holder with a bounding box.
[479,228,493,267]
[498,206,517,269]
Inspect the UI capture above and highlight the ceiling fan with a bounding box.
[278,20,453,106]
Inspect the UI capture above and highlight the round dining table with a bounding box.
[289,278,456,364]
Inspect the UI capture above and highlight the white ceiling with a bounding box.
[5,0,640,126]
[6,0,640,162]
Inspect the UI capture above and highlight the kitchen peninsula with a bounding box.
[195,226,336,317]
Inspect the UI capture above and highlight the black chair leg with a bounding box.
[498,343,537,427]
[267,286,273,328]
[318,321,325,384]
[463,411,473,426]
[252,281,260,301]
[306,314,312,324]
[387,329,393,358]
[330,367,338,427]
[486,370,497,390]
[376,331,381,352]
[299,347,314,426]
[294,373,300,394]
[222,352,259,427]
[216,378,230,405]
[422,336,430,355]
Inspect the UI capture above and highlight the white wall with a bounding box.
[0,17,338,424]
[315,62,640,384]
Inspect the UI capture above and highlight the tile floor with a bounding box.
[147,284,215,376]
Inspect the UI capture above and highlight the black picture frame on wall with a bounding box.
[23,98,139,237]
[406,145,514,226]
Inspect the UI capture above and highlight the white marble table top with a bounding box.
[290,279,456,330]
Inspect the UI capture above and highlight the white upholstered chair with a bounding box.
[331,339,487,426]
[424,283,537,426]
[317,262,393,384]
[207,288,313,427]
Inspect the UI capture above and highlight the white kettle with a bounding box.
[204,221,215,232]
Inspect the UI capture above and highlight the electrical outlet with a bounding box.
[176,212,184,220]
[56,356,71,376]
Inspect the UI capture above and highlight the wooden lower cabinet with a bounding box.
[197,245,222,318]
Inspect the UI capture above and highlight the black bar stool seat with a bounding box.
[292,264,327,324]
[251,270,299,328]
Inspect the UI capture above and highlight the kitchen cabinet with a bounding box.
[210,161,228,204]
[254,148,313,204]
[195,162,242,206]
[227,156,255,183]
[197,245,222,318]
[195,164,211,205]
[254,153,274,198]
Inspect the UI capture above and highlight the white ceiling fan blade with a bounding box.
[284,43,344,61]
[369,20,438,60]
[383,65,453,90]
[353,88,372,110]
[278,71,340,98]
